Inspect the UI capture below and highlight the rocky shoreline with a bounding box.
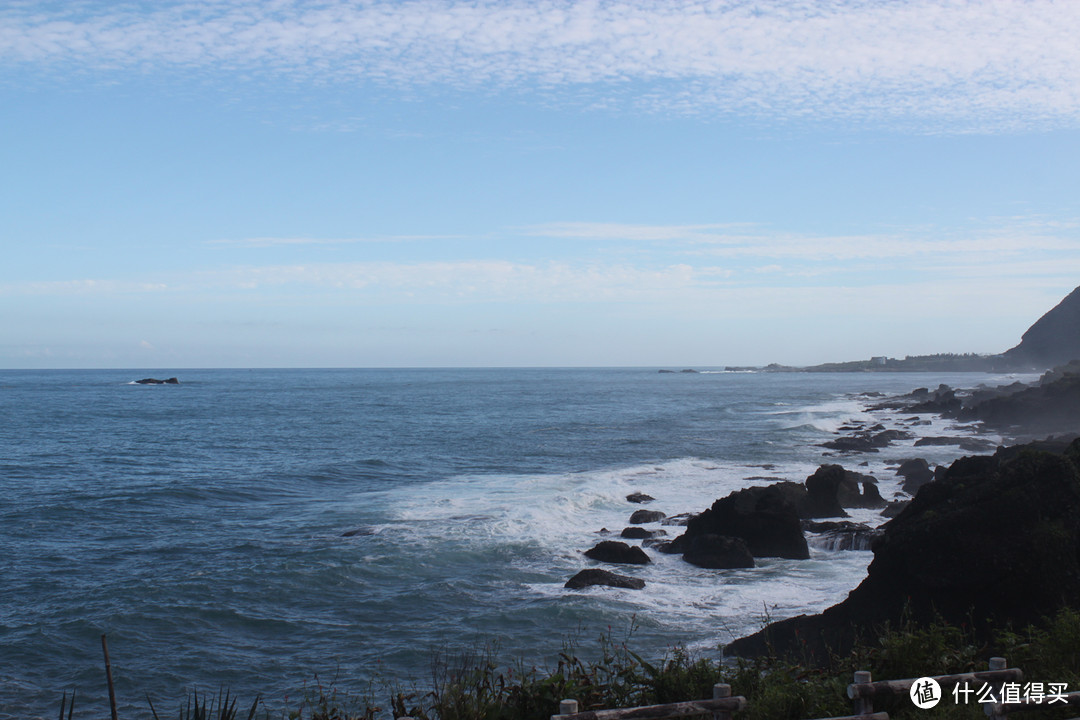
[565,363,1080,659]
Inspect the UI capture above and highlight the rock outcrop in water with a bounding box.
[629,509,666,524]
[804,464,886,513]
[565,568,646,590]
[895,458,934,495]
[673,485,810,560]
[584,540,651,565]
[726,439,1080,659]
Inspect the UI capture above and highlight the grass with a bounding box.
[59,608,1080,720]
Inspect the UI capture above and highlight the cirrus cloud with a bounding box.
[3,1,1080,128]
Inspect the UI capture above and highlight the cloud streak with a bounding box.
[4,1,1080,127]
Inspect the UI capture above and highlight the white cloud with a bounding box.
[208,259,725,303]
[211,234,457,247]
[524,220,1080,262]
[3,1,1080,127]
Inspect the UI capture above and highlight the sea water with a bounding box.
[0,368,1029,717]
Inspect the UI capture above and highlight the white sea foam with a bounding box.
[373,380,1007,654]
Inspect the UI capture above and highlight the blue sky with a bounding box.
[3,1,1080,368]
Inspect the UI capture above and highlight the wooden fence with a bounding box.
[548,657,1080,720]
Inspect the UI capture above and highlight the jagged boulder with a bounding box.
[680,485,809,559]
[806,465,886,513]
[896,458,935,495]
[626,492,655,504]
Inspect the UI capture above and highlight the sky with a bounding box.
[2,0,1080,369]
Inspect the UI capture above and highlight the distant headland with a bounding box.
[717,284,1080,374]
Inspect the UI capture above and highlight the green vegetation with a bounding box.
[65,609,1080,720]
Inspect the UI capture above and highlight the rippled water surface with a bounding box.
[0,368,1025,717]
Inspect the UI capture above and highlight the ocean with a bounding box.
[0,368,1030,718]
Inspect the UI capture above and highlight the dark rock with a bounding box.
[629,509,666,524]
[881,500,909,518]
[802,468,849,518]
[896,458,935,495]
[682,534,755,569]
[644,537,679,553]
[661,512,696,526]
[956,369,1080,436]
[680,369,699,373]
[915,436,997,452]
[135,377,179,385]
[821,429,911,453]
[859,481,885,507]
[681,485,809,559]
[626,492,655,504]
[584,540,651,565]
[565,568,645,590]
[620,526,666,540]
[727,440,1080,659]
[806,465,886,513]
[909,385,961,414]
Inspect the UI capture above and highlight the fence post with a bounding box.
[852,671,872,716]
[712,683,733,720]
[983,658,1007,719]
[559,699,579,717]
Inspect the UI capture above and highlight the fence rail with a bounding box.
[547,657,1076,720]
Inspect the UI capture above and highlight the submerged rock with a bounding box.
[821,429,911,453]
[626,492,655,504]
[564,568,645,590]
[915,436,997,452]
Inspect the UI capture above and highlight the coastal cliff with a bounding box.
[726,438,1080,659]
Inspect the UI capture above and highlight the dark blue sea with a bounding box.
[0,368,1029,718]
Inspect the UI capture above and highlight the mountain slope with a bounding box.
[1003,286,1080,369]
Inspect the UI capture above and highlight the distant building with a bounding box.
[871,356,888,366]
